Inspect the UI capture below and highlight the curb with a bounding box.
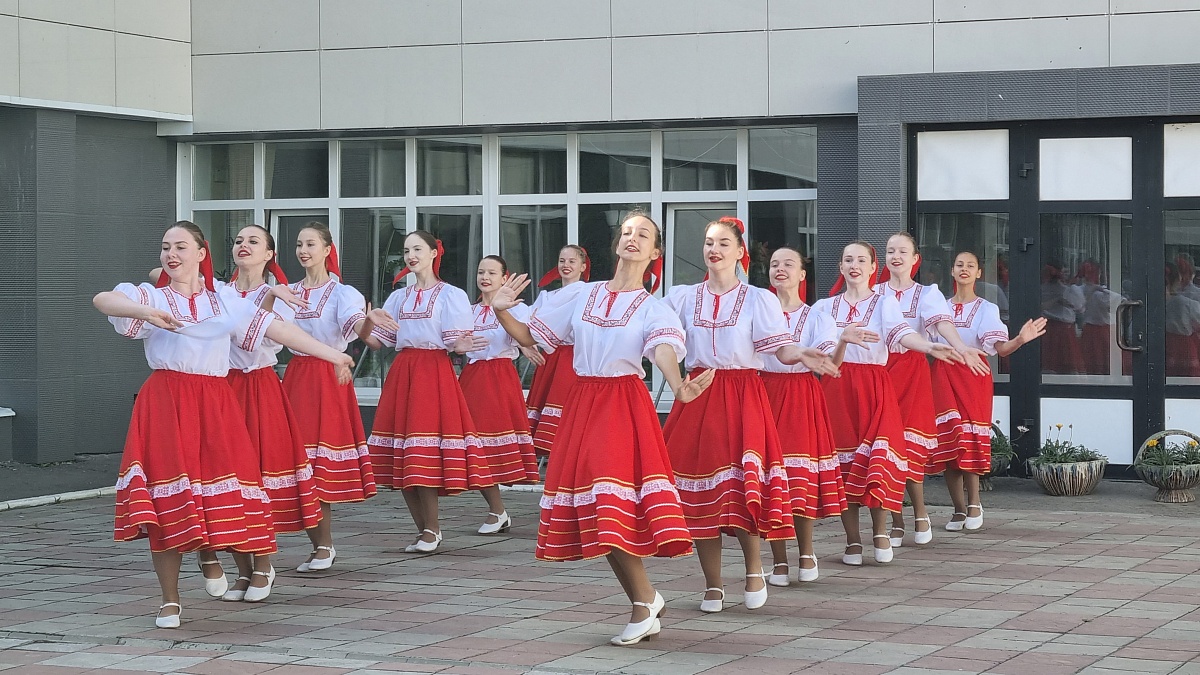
[0,486,116,512]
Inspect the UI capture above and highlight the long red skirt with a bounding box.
[821,363,908,513]
[1166,332,1200,377]
[526,345,577,457]
[368,348,495,494]
[885,350,937,484]
[538,375,693,562]
[281,356,376,504]
[227,367,322,532]
[663,369,795,541]
[115,370,277,554]
[1042,319,1084,374]
[460,358,539,485]
[760,371,847,520]
[928,361,993,475]
[1081,324,1112,375]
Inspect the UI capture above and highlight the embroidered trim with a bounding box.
[476,432,534,447]
[836,439,910,474]
[582,284,649,328]
[646,327,685,344]
[691,284,748,329]
[981,330,1008,349]
[783,456,842,472]
[239,309,272,352]
[529,317,564,348]
[161,287,221,323]
[372,326,398,343]
[831,294,880,328]
[674,453,788,493]
[341,312,366,340]
[472,304,500,331]
[115,465,269,503]
[935,410,962,426]
[753,333,792,353]
[306,444,370,462]
[393,282,445,321]
[790,304,811,342]
[903,430,939,450]
[952,299,984,328]
[292,281,337,320]
[539,478,679,509]
[538,406,563,419]
[923,313,952,332]
[884,323,912,349]
[367,434,484,450]
[816,340,837,352]
[261,464,314,490]
[122,285,150,337]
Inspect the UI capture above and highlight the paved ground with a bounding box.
[1,479,1199,674]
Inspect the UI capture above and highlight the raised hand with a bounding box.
[270,284,309,311]
[366,304,398,332]
[840,321,880,347]
[491,274,531,312]
[143,307,184,331]
[960,347,991,376]
[333,354,355,386]
[674,368,716,404]
[452,332,490,354]
[1020,317,1048,343]
[929,343,965,364]
[519,344,546,367]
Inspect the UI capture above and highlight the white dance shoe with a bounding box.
[699,587,725,613]
[307,546,336,570]
[744,573,768,610]
[873,534,893,564]
[842,543,863,566]
[155,602,181,629]
[945,512,967,531]
[965,505,984,530]
[478,511,511,535]
[913,517,933,545]
[798,554,820,582]
[244,566,276,603]
[200,558,228,598]
[767,563,791,587]
[610,591,665,646]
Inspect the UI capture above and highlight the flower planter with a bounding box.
[980,453,1011,492]
[1134,430,1200,503]
[1029,459,1106,496]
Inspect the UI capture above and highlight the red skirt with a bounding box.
[928,361,993,475]
[885,350,937,484]
[460,358,539,485]
[663,369,795,541]
[115,370,277,554]
[526,345,577,457]
[281,356,376,504]
[760,371,847,519]
[227,367,322,533]
[821,363,908,513]
[1081,324,1112,375]
[538,375,693,562]
[1042,319,1083,374]
[368,348,494,494]
[1167,332,1200,378]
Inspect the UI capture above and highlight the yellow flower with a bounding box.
[1190,440,1199,447]
[1147,439,1159,447]
[1056,423,1063,430]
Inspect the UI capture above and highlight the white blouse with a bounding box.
[934,297,1009,355]
[529,282,589,347]
[372,281,474,351]
[286,278,366,356]
[664,282,792,370]
[1080,283,1123,327]
[813,292,915,366]
[527,281,686,378]
[1041,282,1085,323]
[1166,293,1200,336]
[108,282,276,377]
[215,281,294,372]
[761,304,839,374]
[466,303,531,363]
[873,282,952,351]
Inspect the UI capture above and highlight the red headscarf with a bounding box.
[538,246,591,287]
[156,240,217,292]
[829,244,878,296]
[392,239,444,287]
[644,257,663,294]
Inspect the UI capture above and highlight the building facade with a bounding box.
[3,1,1199,470]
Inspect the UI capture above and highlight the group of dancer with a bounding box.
[95,212,1046,644]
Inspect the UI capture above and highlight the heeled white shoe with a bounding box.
[155,602,181,629]
[945,512,967,531]
[767,563,791,587]
[610,592,665,646]
[965,505,984,531]
[307,546,336,571]
[889,526,904,548]
[913,517,933,544]
[199,558,228,598]
[296,551,316,573]
[798,554,820,582]
[743,573,768,610]
[222,576,250,602]
[412,529,442,553]
[842,543,863,566]
[243,567,275,603]
[478,511,511,535]
[699,587,725,613]
[873,534,893,564]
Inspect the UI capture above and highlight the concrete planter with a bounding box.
[1029,459,1106,496]
[1135,464,1200,503]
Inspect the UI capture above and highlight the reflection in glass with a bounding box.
[670,207,732,288]
[340,208,406,387]
[265,142,329,199]
[1164,211,1200,380]
[418,137,483,196]
[341,140,405,198]
[193,210,254,281]
[662,130,736,191]
[749,127,817,190]
[747,201,817,302]
[500,135,567,195]
[578,203,650,283]
[194,144,254,201]
[579,132,651,193]
[417,206,483,294]
[499,205,567,305]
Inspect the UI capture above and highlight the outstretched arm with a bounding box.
[899,332,966,364]
[934,320,990,376]
[264,321,355,385]
[653,344,714,403]
[93,291,183,330]
[492,274,537,348]
[995,317,1047,357]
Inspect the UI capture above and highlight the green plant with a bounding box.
[1136,437,1200,467]
[990,422,1014,460]
[1030,424,1107,466]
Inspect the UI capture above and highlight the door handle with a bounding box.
[1115,300,1143,352]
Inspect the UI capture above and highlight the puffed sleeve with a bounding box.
[527,286,579,353]
[919,284,953,334]
[642,296,687,361]
[371,288,404,348]
[108,282,156,340]
[976,301,1009,355]
[663,284,690,321]
[806,309,839,354]
[226,294,278,353]
[529,290,547,317]
[749,288,792,354]
[440,285,475,350]
[335,284,368,342]
[507,303,532,324]
[880,294,917,350]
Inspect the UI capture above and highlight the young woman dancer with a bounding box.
[282,223,379,572]
[525,245,591,457]
[460,255,539,533]
[663,217,839,613]
[875,232,989,548]
[929,251,1046,530]
[364,230,492,553]
[491,211,713,646]
[761,247,848,587]
[94,221,354,627]
[815,241,964,566]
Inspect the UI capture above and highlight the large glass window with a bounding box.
[1165,211,1200,382]
[500,135,567,195]
[193,144,253,201]
[418,207,483,293]
[192,210,254,281]
[499,205,567,305]
[341,208,405,388]
[578,203,650,283]
[579,132,651,193]
[663,130,736,191]
[749,127,817,190]
[341,140,405,198]
[418,137,483,196]
[265,142,328,199]
[748,201,817,301]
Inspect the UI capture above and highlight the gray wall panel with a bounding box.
[815,117,859,296]
[1077,67,1170,118]
[985,70,1078,120]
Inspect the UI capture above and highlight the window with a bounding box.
[418,137,482,196]
[500,135,567,195]
[747,201,816,301]
[579,132,651,193]
[749,128,817,190]
[265,142,328,199]
[192,210,254,280]
[663,129,736,192]
[499,205,567,305]
[578,203,650,283]
[418,207,483,294]
[193,144,253,200]
[341,140,405,198]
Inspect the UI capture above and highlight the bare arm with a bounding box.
[495,308,537,348]
[653,343,714,403]
[995,317,1048,358]
[899,331,965,364]
[774,344,840,377]
[934,320,990,376]
[93,291,183,330]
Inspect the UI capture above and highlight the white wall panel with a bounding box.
[320,0,459,49]
[116,34,191,115]
[934,16,1109,72]
[0,0,16,16]
[1041,398,1133,464]
[992,396,1010,439]
[19,19,116,106]
[917,129,1010,201]
[463,40,609,125]
[934,0,1108,22]
[322,46,462,128]
[1166,399,1200,431]
[191,0,318,55]
[0,15,16,96]
[461,0,609,43]
[20,0,114,30]
[1112,11,1200,66]
[612,32,768,121]
[612,0,766,36]
[769,0,931,29]
[192,52,320,132]
[1039,137,1132,201]
[768,24,933,116]
[115,0,190,42]
[1112,0,1200,11]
